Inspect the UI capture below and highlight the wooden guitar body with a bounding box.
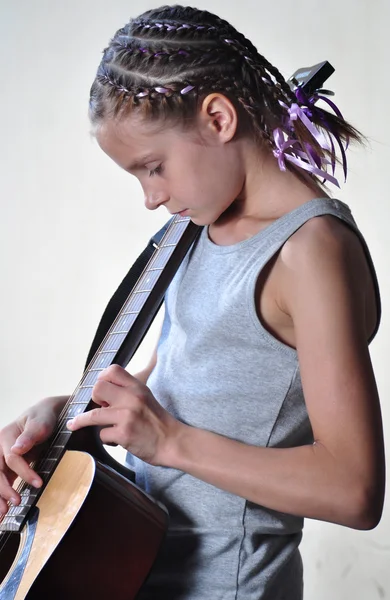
[0,217,200,598]
[0,450,168,599]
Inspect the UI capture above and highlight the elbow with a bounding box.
[351,494,384,531]
[340,481,385,531]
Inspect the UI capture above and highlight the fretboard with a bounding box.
[0,215,200,532]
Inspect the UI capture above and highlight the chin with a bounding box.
[190,216,213,227]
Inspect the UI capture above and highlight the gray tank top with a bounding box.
[132,198,380,600]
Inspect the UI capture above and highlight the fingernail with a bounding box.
[10,496,18,506]
[32,479,41,488]
[66,419,74,430]
[11,441,25,450]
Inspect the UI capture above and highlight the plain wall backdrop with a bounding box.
[0,1,388,598]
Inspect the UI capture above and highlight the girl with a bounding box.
[0,5,385,599]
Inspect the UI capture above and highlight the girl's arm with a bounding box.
[133,345,158,385]
[163,217,385,530]
[68,218,385,530]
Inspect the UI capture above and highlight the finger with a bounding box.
[11,421,53,456]
[98,364,136,386]
[11,433,39,455]
[0,469,21,508]
[67,407,121,432]
[92,379,132,408]
[3,452,42,490]
[99,427,120,447]
[0,457,20,509]
[0,429,42,488]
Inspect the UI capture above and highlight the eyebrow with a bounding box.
[126,154,157,171]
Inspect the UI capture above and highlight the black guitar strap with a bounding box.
[84,218,173,369]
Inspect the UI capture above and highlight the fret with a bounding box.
[44,446,63,460]
[38,458,57,472]
[110,330,129,336]
[125,292,148,310]
[1,215,196,534]
[149,246,175,268]
[79,371,97,387]
[2,513,26,522]
[6,492,34,515]
[133,289,153,294]
[70,401,91,406]
[174,217,190,223]
[93,353,116,369]
[7,505,25,517]
[5,488,36,519]
[115,313,138,331]
[165,223,189,244]
[72,387,94,403]
[51,431,72,447]
[65,404,86,419]
[137,269,162,290]
[123,293,145,312]
[0,518,24,532]
[103,332,127,352]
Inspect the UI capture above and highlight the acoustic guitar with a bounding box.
[0,215,200,600]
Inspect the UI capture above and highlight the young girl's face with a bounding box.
[95,110,247,226]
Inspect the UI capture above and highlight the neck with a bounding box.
[210,143,330,244]
[236,143,329,221]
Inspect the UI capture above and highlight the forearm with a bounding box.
[133,337,159,385]
[134,368,154,385]
[164,424,379,530]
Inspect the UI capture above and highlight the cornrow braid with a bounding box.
[89,5,363,186]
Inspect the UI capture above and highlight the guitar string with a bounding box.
[1,216,191,531]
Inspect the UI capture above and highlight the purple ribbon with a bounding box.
[280,101,331,152]
[273,128,340,188]
[180,85,195,95]
[273,82,351,187]
[295,85,349,182]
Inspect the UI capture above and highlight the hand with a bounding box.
[0,396,67,513]
[67,364,180,466]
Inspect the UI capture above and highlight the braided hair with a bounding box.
[89,5,363,185]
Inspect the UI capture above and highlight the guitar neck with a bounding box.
[1,215,201,533]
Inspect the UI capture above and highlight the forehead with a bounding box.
[96,115,162,153]
[95,114,205,172]
[95,114,196,169]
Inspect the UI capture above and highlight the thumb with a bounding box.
[11,420,52,455]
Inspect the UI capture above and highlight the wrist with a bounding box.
[39,395,69,414]
[158,420,193,469]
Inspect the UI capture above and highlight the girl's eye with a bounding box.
[149,165,163,177]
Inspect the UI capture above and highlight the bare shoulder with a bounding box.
[280,214,366,271]
[273,214,384,530]
[276,214,377,340]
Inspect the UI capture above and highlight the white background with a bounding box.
[0,1,389,598]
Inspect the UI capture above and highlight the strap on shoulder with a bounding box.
[84,218,173,369]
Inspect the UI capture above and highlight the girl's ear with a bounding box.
[200,93,238,142]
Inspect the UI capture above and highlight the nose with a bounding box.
[144,191,169,211]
